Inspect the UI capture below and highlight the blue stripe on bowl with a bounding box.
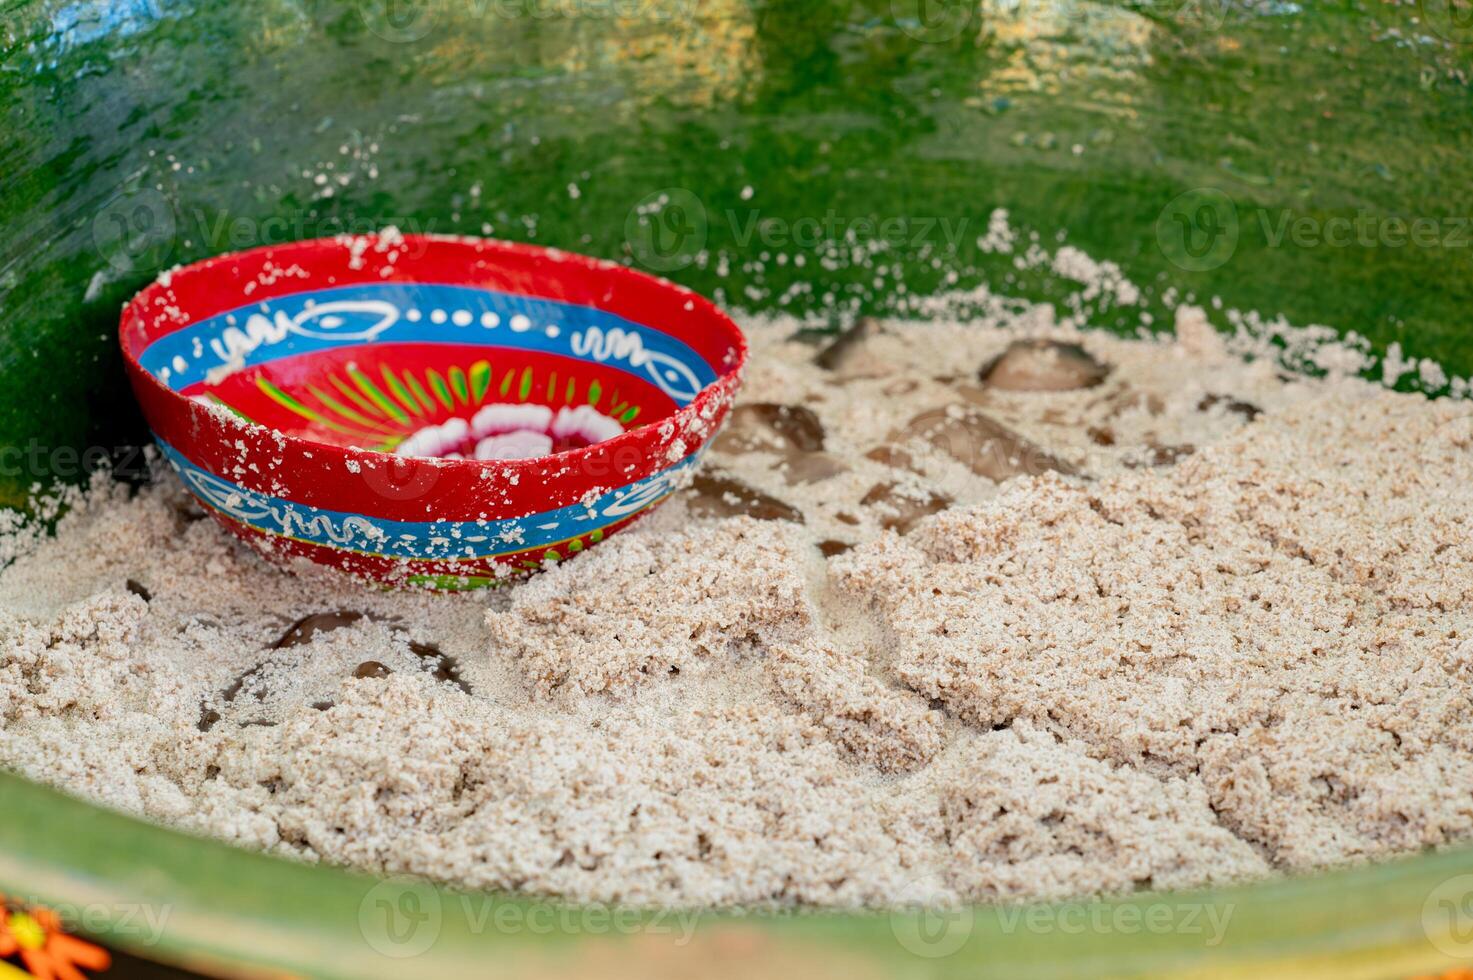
[158,439,702,561]
[139,283,717,406]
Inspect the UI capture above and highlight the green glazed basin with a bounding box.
[2,0,1471,976]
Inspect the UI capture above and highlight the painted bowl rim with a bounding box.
[117,233,748,482]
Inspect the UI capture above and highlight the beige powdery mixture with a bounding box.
[2,305,1472,909]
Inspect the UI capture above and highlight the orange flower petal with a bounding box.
[18,948,60,980]
[49,934,110,972]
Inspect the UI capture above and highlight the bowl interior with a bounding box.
[134,280,719,453]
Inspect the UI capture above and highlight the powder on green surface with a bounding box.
[1,297,1469,909]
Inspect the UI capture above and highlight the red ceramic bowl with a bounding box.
[118,234,746,589]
